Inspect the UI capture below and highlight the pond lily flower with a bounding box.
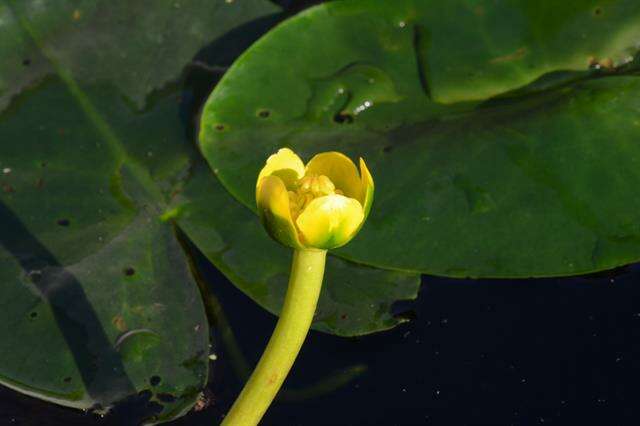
[256,148,374,250]
[224,148,374,426]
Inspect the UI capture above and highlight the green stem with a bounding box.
[222,249,327,426]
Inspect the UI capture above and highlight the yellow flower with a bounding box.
[256,148,374,250]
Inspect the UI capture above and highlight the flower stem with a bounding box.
[222,249,327,426]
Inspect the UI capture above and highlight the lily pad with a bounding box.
[172,161,420,337]
[200,0,640,277]
[0,79,210,422]
[0,0,281,421]
[0,0,280,112]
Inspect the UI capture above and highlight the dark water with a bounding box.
[2,249,640,425]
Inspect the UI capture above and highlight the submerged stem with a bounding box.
[221,249,327,426]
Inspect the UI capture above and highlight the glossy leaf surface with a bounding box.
[0,0,279,111]
[0,0,280,421]
[201,0,640,277]
[0,80,210,423]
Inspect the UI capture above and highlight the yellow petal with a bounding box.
[256,175,303,249]
[304,152,361,200]
[257,148,305,190]
[359,157,374,219]
[296,194,364,249]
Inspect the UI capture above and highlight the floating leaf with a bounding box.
[0,79,210,423]
[0,0,280,112]
[0,0,281,421]
[200,0,640,277]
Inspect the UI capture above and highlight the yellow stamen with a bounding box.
[289,174,339,219]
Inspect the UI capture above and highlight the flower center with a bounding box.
[288,174,343,219]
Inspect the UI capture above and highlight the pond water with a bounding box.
[2,247,640,425]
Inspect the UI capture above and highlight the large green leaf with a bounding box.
[0,0,280,422]
[0,0,280,112]
[172,161,420,337]
[0,80,210,422]
[200,0,640,277]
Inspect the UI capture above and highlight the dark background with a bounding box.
[2,0,640,425]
